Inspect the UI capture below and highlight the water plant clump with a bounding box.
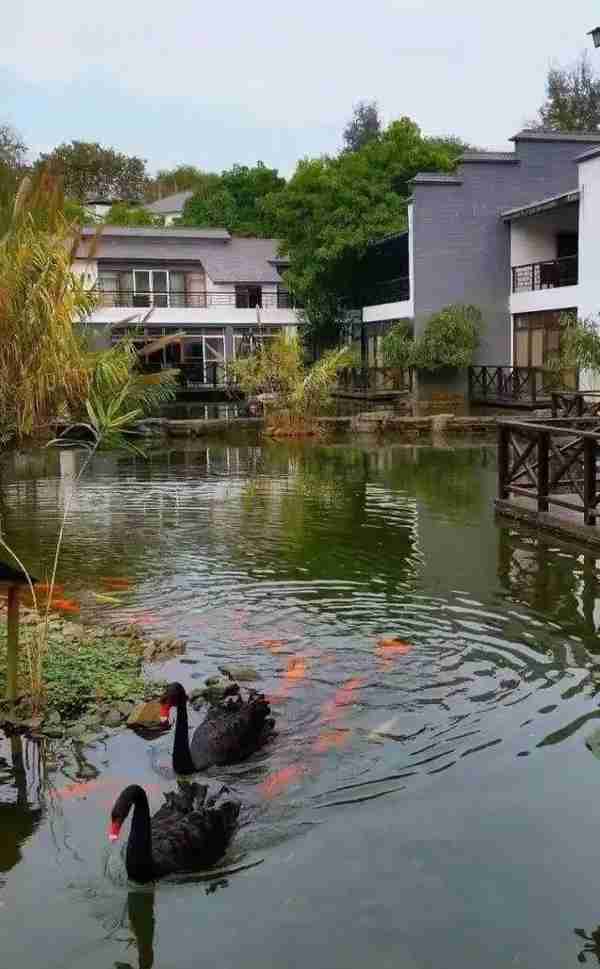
[0,610,171,725]
[226,333,351,437]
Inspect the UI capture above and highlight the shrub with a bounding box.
[411,304,482,372]
[381,320,413,367]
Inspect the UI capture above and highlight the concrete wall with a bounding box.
[411,136,600,368]
[510,206,578,266]
[578,153,600,325]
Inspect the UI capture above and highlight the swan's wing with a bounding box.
[191,694,274,767]
[151,801,239,875]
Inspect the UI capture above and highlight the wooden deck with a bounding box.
[495,496,600,550]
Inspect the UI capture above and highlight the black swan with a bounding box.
[108,783,240,883]
[160,682,275,776]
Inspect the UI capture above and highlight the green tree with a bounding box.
[264,117,466,344]
[343,100,381,152]
[0,123,27,170]
[180,162,285,235]
[533,53,600,131]
[104,202,164,227]
[37,141,148,202]
[146,165,213,200]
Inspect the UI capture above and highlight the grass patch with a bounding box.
[0,616,152,719]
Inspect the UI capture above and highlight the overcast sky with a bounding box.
[2,1,599,176]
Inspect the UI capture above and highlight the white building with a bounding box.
[144,190,194,226]
[75,225,300,384]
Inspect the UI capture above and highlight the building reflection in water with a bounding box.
[0,734,44,878]
[498,526,600,655]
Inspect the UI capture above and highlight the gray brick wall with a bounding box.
[412,137,599,365]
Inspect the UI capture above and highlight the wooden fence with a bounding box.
[497,419,600,526]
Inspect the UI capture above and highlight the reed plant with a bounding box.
[227,334,351,436]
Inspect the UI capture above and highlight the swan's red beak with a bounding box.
[159,701,171,724]
[108,819,122,842]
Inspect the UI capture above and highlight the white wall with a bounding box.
[510,285,579,316]
[578,154,600,324]
[510,207,578,267]
[362,299,414,323]
[72,256,98,286]
[85,305,301,327]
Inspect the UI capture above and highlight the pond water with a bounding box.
[2,436,600,968]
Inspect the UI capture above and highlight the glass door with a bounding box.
[153,271,168,308]
[203,335,225,385]
[133,270,151,307]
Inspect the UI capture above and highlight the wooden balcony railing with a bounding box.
[512,255,578,293]
[497,419,600,526]
[551,391,600,418]
[469,366,557,404]
[336,366,414,394]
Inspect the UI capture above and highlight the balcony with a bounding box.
[512,256,578,293]
[92,289,298,310]
[362,276,410,306]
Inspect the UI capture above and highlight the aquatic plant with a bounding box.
[65,338,178,454]
[227,333,352,436]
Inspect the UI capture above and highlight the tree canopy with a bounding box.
[179,162,285,235]
[263,117,468,342]
[37,141,148,202]
[0,123,27,171]
[146,165,213,200]
[104,202,164,227]
[532,53,600,131]
[343,100,382,152]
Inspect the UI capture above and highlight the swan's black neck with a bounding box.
[173,696,196,775]
[125,789,155,884]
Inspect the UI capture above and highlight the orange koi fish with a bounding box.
[34,582,66,595]
[285,657,307,681]
[55,778,117,800]
[376,637,413,656]
[313,729,349,754]
[100,577,132,590]
[259,765,305,799]
[255,639,289,653]
[320,676,367,722]
[52,598,80,614]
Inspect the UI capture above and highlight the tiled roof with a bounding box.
[512,129,600,143]
[145,190,194,214]
[500,189,579,221]
[460,151,518,163]
[576,146,600,163]
[77,228,285,283]
[411,173,463,185]
[201,238,285,283]
[80,225,230,240]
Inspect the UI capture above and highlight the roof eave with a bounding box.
[501,189,580,221]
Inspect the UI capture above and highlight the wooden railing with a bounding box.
[551,391,600,418]
[498,419,600,525]
[336,367,413,394]
[469,366,572,404]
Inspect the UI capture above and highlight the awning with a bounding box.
[138,331,186,358]
[501,190,579,222]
